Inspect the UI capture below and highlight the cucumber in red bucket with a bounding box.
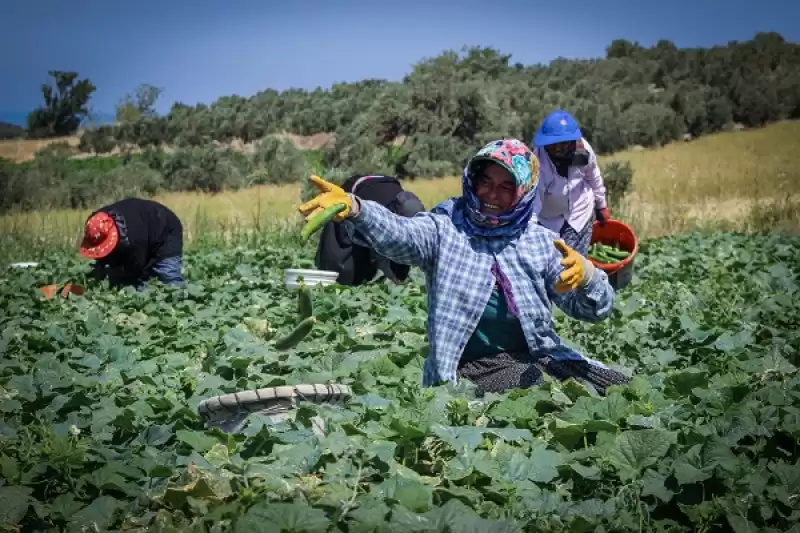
[589,219,638,291]
[589,242,630,264]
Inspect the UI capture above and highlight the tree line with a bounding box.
[1,31,798,214]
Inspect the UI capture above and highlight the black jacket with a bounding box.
[90,198,183,285]
[314,175,425,286]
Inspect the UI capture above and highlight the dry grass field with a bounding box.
[0,131,335,162]
[0,135,82,162]
[1,121,798,264]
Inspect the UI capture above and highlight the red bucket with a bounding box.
[588,219,639,289]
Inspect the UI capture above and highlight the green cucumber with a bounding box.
[273,316,317,351]
[599,243,630,259]
[593,242,629,261]
[589,244,608,262]
[301,203,347,241]
[605,249,630,260]
[589,248,616,264]
[297,284,313,321]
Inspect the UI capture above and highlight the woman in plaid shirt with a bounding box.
[300,139,630,396]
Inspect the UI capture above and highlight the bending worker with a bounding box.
[78,197,186,290]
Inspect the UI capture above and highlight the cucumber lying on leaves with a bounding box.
[270,284,317,351]
[273,316,317,350]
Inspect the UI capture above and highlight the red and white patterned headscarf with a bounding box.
[79,212,119,259]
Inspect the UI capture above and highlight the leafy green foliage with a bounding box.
[600,160,635,207]
[0,121,26,140]
[249,136,311,186]
[72,34,800,160]
[1,231,798,532]
[77,127,117,154]
[116,84,164,123]
[26,71,97,139]
[6,33,800,214]
[0,142,318,214]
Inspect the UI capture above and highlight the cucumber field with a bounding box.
[1,229,798,532]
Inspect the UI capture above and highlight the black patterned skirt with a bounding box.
[456,351,630,396]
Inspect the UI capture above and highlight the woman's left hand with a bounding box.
[554,240,593,293]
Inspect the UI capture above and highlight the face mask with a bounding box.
[549,146,589,168]
[571,149,589,167]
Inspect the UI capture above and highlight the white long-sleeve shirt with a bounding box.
[533,138,608,233]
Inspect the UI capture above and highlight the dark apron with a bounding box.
[457,351,630,396]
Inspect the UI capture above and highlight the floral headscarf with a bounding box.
[460,139,540,238]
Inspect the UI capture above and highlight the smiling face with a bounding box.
[473,162,518,215]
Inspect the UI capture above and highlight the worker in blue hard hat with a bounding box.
[531,109,611,257]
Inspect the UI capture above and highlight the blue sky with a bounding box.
[1,0,798,126]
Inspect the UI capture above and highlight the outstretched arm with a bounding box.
[298,175,439,271]
[545,239,615,322]
[344,197,439,270]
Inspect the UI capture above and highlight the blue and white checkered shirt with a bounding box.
[345,196,616,387]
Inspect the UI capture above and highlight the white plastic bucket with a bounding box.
[284,268,339,291]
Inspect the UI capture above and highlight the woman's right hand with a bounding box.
[298,175,355,223]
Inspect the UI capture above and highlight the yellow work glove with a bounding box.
[554,240,595,293]
[298,175,354,223]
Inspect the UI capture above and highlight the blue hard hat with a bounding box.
[533,109,583,147]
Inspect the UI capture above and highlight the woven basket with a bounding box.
[197,383,353,433]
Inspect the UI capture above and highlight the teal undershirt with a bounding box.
[462,288,528,359]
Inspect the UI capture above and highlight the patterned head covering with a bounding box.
[460,139,540,238]
[79,212,119,259]
[443,139,542,318]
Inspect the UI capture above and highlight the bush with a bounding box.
[78,127,117,154]
[601,160,634,207]
[103,161,164,198]
[160,145,249,193]
[403,134,470,177]
[404,158,457,178]
[619,103,683,148]
[35,142,77,160]
[304,149,327,176]
[0,162,27,213]
[250,136,310,185]
[324,115,396,176]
